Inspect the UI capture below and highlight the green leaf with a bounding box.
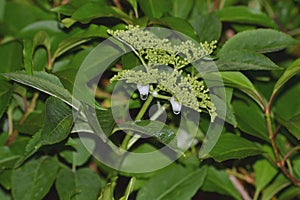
[278,186,300,200]
[2,71,80,110]
[274,83,300,121]
[201,167,241,200]
[71,2,131,24]
[98,182,116,200]
[169,0,194,19]
[0,169,12,191]
[0,41,23,73]
[278,114,300,139]
[261,174,291,200]
[53,25,108,59]
[0,80,12,118]
[12,157,59,200]
[127,0,138,16]
[219,29,298,55]
[59,137,91,166]
[0,187,11,200]
[232,99,268,141]
[41,97,73,145]
[137,164,207,200]
[253,159,278,200]
[150,17,198,41]
[119,120,177,148]
[214,6,277,28]
[273,58,300,96]
[213,71,264,108]
[56,168,105,200]
[189,14,222,42]
[0,147,20,170]
[139,0,170,18]
[209,133,263,162]
[217,49,280,70]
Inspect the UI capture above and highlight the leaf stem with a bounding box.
[120,95,154,149]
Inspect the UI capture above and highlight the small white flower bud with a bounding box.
[170,96,181,115]
[137,84,149,100]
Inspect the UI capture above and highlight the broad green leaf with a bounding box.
[2,71,80,110]
[0,41,23,74]
[15,130,42,167]
[217,49,280,70]
[119,120,177,148]
[209,133,263,162]
[278,114,300,139]
[261,174,291,200]
[0,80,12,118]
[214,71,264,108]
[202,167,241,200]
[139,0,170,18]
[274,83,300,121]
[71,2,131,24]
[214,6,277,28]
[0,187,11,200]
[12,157,59,200]
[273,58,300,96]
[59,137,91,166]
[253,159,278,199]
[0,169,12,190]
[278,186,300,200]
[219,29,298,55]
[151,17,198,41]
[96,109,116,136]
[56,168,105,200]
[120,144,173,176]
[169,0,194,19]
[232,99,268,141]
[16,109,45,135]
[137,164,207,200]
[41,97,73,145]
[189,14,222,42]
[53,25,108,60]
[0,147,20,170]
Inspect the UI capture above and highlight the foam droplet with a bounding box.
[170,96,181,115]
[137,84,149,101]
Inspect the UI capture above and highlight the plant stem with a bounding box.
[265,100,300,187]
[120,95,154,149]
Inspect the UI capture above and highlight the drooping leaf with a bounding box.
[253,159,278,200]
[59,137,91,166]
[12,157,59,200]
[169,0,194,19]
[0,41,23,74]
[202,167,241,200]
[0,80,13,118]
[139,0,170,18]
[219,29,298,55]
[232,99,268,141]
[2,71,81,110]
[71,2,131,24]
[53,25,108,60]
[209,133,263,162]
[56,168,105,200]
[41,97,73,145]
[273,58,300,96]
[137,164,207,200]
[189,14,222,42]
[214,6,277,28]
[278,114,300,140]
[261,174,291,200]
[119,120,177,148]
[150,17,198,41]
[217,49,280,71]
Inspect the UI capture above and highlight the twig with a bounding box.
[229,175,252,200]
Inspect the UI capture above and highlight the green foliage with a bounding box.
[1,0,300,199]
